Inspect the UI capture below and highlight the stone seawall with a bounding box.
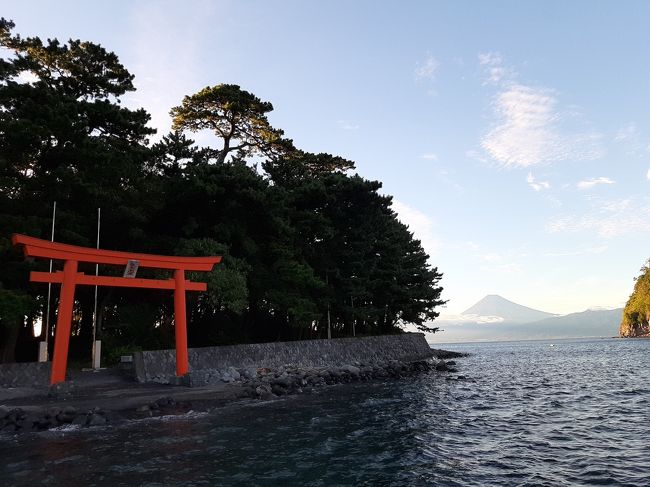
[0,362,51,388]
[133,333,433,384]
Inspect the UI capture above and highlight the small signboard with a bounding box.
[123,259,140,278]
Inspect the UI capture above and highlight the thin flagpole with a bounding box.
[92,208,101,368]
[43,201,56,343]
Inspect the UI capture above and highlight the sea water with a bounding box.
[1,338,649,486]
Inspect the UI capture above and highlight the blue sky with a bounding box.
[5,1,650,315]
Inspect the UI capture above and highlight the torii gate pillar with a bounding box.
[51,259,79,384]
[173,269,189,377]
[12,233,221,385]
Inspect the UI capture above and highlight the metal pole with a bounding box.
[39,201,56,362]
[351,295,356,337]
[92,208,101,369]
[326,273,331,339]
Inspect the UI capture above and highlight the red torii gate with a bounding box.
[11,233,221,385]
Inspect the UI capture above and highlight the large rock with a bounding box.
[341,365,360,377]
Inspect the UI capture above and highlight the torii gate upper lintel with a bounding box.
[11,233,222,385]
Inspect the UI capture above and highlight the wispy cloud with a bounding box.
[486,262,522,274]
[465,241,480,252]
[601,198,631,211]
[415,55,439,81]
[478,53,602,169]
[337,120,359,131]
[478,51,512,84]
[435,313,504,324]
[577,177,614,190]
[547,197,650,238]
[465,149,488,163]
[615,122,637,141]
[613,122,648,156]
[647,169,650,180]
[527,172,550,191]
[481,84,602,168]
[461,242,523,274]
[543,245,608,257]
[419,153,438,161]
[392,200,440,257]
[477,252,503,263]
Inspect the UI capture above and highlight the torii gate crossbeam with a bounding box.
[12,234,221,385]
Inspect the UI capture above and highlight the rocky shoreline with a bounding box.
[0,350,467,435]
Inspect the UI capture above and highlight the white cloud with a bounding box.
[415,55,439,81]
[477,252,502,263]
[615,122,637,141]
[392,200,440,257]
[527,172,550,191]
[481,84,602,168]
[482,262,522,274]
[601,198,631,211]
[647,169,650,180]
[465,149,489,163]
[547,197,650,238]
[436,313,504,324]
[419,153,438,161]
[613,122,647,156]
[463,242,523,274]
[577,177,614,190]
[465,241,480,252]
[478,51,514,84]
[337,120,359,131]
[543,245,608,257]
[478,52,502,66]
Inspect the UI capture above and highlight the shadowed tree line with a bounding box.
[0,19,444,364]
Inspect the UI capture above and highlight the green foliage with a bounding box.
[263,151,356,182]
[620,260,650,337]
[0,18,134,100]
[0,18,155,360]
[170,84,293,164]
[0,288,35,328]
[0,288,36,363]
[177,238,249,314]
[0,20,446,362]
[278,172,444,334]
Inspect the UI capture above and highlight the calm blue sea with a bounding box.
[2,338,650,486]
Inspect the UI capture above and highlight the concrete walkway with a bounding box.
[0,368,242,415]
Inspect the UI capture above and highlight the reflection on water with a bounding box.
[2,338,650,486]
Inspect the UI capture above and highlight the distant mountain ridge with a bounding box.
[429,296,623,343]
[522,308,623,338]
[462,294,557,323]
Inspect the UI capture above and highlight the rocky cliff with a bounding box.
[620,261,650,337]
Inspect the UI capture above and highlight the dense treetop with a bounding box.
[0,19,445,363]
[620,261,650,337]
